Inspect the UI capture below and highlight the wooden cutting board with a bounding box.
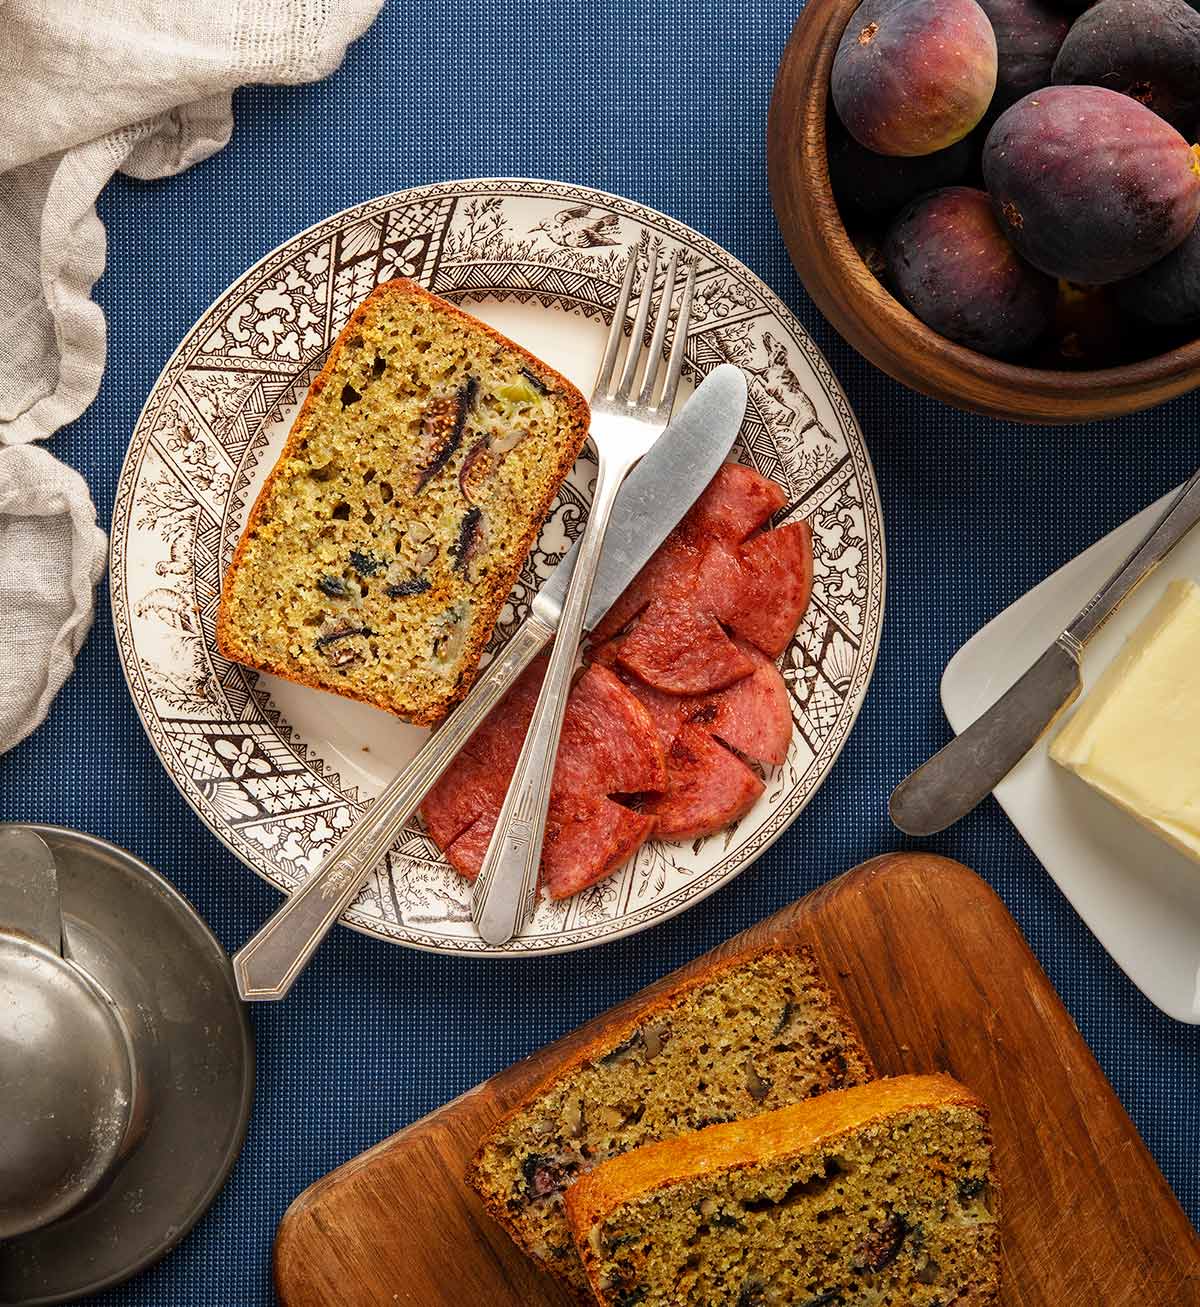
[274,853,1200,1305]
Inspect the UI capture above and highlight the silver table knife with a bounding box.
[232,364,748,999]
[890,463,1200,837]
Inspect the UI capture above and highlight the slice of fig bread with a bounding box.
[469,944,874,1295]
[217,278,589,726]
[566,1074,1000,1307]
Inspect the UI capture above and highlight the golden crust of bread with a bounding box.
[565,1073,988,1271]
[467,941,875,1294]
[216,278,590,726]
[470,941,873,1168]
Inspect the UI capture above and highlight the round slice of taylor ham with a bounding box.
[602,638,793,841]
[419,659,666,899]
[592,462,812,692]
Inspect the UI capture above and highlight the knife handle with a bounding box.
[231,615,554,1001]
[889,645,1082,837]
[1066,463,1200,648]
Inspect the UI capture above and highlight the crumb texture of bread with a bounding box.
[567,1074,1000,1307]
[216,279,589,725]
[469,946,874,1294]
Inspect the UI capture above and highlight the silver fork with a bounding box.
[471,244,696,945]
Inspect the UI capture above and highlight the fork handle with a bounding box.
[232,615,554,1000]
[471,457,627,945]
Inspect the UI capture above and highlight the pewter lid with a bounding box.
[0,829,134,1239]
[0,825,253,1305]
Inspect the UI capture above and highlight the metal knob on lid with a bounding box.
[0,828,135,1240]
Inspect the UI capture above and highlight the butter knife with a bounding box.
[232,364,748,999]
[890,464,1200,837]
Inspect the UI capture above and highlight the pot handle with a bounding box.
[0,828,63,956]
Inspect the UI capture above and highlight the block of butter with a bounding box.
[1050,577,1200,862]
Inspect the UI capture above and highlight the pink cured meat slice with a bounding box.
[419,662,542,849]
[643,724,764,840]
[554,662,667,796]
[605,640,790,838]
[589,534,699,646]
[542,799,657,899]
[614,598,754,695]
[445,797,656,899]
[441,816,493,882]
[420,750,496,851]
[696,639,792,766]
[685,462,787,540]
[696,521,814,659]
[607,666,682,745]
[590,463,786,645]
[420,659,666,895]
[592,467,811,693]
[595,638,791,767]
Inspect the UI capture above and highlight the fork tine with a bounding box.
[593,249,638,397]
[656,259,696,417]
[636,249,679,408]
[615,243,659,401]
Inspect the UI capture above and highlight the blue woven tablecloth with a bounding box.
[2,1,1198,1301]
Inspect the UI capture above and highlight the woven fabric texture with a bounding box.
[0,445,107,755]
[0,0,1197,1302]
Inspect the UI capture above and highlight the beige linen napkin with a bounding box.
[0,0,382,445]
[0,446,108,753]
[0,0,382,751]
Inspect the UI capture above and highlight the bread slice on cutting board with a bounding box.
[217,279,590,726]
[566,1073,1000,1307]
[468,943,874,1296]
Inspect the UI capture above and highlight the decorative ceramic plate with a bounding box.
[111,179,884,955]
[942,485,1200,1023]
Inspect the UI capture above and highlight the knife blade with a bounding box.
[890,460,1200,837]
[233,364,748,999]
[533,362,748,631]
[889,644,1081,836]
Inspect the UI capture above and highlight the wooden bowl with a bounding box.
[767,0,1200,424]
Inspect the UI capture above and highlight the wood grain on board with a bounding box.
[275,853,1200,1305]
